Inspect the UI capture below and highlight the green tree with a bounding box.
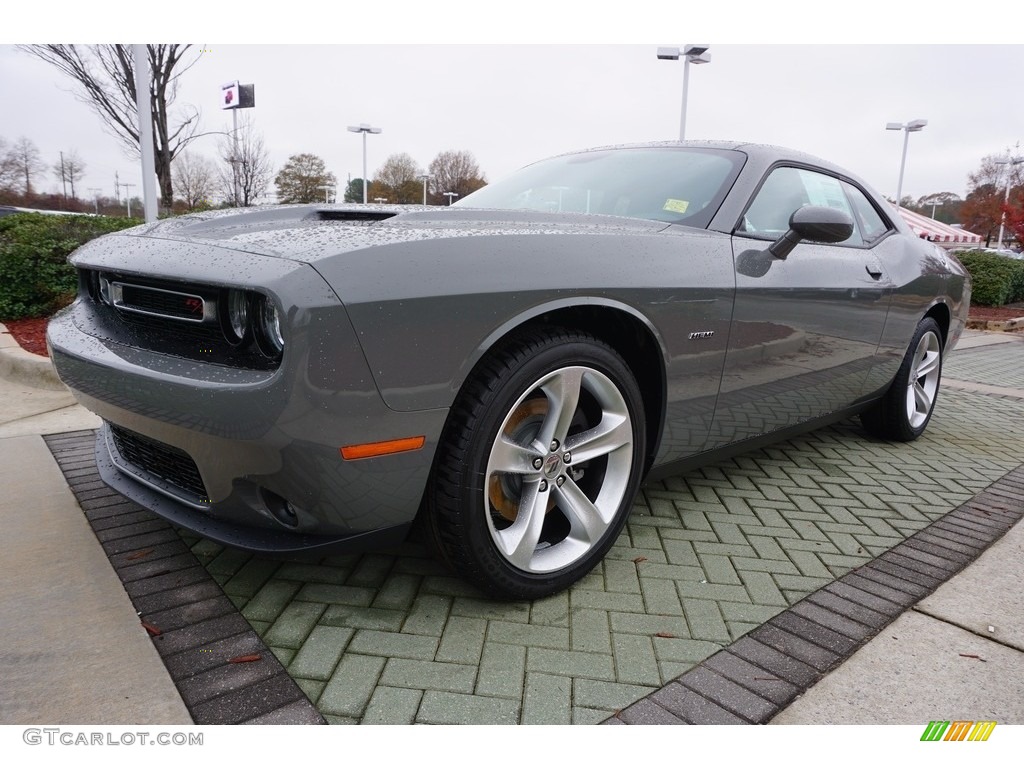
[343,177,365,203]
[274,153,336,204]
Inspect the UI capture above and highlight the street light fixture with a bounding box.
[346,123,382,204]
[921,197,944,220]
[994,153,1024,249]
[443,191,459,206]
[418,173,434,205]
[656,44,711,141]
[886,119,927,211]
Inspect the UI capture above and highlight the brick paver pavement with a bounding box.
[162,340,1024,724]
[44,337,1019,729]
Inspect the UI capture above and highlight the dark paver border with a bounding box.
[43,430,326,725]
[44,430,1023,726]
[605,464,1024,725]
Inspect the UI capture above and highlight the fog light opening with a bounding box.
[261,488,300,528]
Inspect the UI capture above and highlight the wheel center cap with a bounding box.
[542,454,562,478]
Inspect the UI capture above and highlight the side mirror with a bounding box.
[769,206,854,260]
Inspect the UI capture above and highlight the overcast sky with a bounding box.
[2,5,1022,210]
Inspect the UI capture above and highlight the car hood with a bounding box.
[118,205,673,263]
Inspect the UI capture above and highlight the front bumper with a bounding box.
[47,240,449,553]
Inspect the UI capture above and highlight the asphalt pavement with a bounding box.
[0,322,1021,726]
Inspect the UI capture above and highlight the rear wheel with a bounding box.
[861,317,943,441]
[425,329,646,599]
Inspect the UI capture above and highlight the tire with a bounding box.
[860,317,943,442]
[424,329,646,600]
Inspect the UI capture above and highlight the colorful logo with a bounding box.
[920,721,997,742]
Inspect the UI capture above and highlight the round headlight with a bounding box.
[256,295,284,358]
[225,289,249,343]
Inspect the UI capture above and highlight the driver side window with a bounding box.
[739,167,861,246]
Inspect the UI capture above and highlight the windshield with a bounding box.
[456,146,744,228]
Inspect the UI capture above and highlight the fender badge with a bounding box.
[689,331,715,340]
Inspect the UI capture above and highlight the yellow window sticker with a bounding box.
[663,199,689,213]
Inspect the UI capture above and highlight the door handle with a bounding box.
[865,263,884,280]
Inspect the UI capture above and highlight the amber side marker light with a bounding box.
[340,436,426,461]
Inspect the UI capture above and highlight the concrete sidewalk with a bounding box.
[0,324,191,724]
[1,322,1021,726]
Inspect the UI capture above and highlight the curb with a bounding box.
[966,316,1024,332]
[0,322,66,391]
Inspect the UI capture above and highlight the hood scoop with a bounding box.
[310,209,400,225]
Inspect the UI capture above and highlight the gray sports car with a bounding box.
[47,141,970,599]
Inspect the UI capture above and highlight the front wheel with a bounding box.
[424,329,646,599]
[861,317,943,442]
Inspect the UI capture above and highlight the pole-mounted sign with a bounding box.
[220,81,256,205]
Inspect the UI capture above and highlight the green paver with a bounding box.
[611,633,662,686]
[682,598,731,642]
[436,616,487,664]
[294,583,375,606]
[489,619,569,650]
[320,604,406,631]
[222,558,279,598]
[574,679,658,711]
[379,658,476,693]
[522,672,571,725]
[476,642,527,699]
[347,629,438,660]
[241,580,302,623]
[401,594,452,636]
[526,648,616,680]
[318,655,385,718]
[288,626,354,680]
[361,686,422,725]
[569,608,612,654]
[417,691,519,725]
[263,601,326,648]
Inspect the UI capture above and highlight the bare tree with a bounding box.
[373,153,421,203]
[8,136,46,196]
[21,45,205,209]
[427,150,486,204]
[53,150,87,200]
[0,137,20,192]
[173,151,217,210]
[217,115,273,206]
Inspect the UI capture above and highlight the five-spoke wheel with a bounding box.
[425,330,645,599]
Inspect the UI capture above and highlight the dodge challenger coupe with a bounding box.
[47,141,970,599]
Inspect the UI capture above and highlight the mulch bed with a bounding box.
[2,316,50,357]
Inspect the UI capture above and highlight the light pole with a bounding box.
[318,184,336,204]
[347,123,382,204]
[656,44,711,141]
[922,197,944,220]
[418,173,434,205]
[995,153,1024,249]
[886,119,927,211]
[121,183,136,217]
[443,191,459,206]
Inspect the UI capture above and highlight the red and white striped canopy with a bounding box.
[896,206,983,244]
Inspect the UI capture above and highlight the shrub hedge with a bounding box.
[954,250,1024,307]
[0,213,140,320]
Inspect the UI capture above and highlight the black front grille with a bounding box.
[110,424,208,500]
[118,283,205,321]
